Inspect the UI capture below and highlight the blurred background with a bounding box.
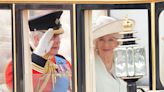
[0,10,12,92]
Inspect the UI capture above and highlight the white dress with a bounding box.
[95,54,127,92]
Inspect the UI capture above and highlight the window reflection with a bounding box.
[159,10,164,86]
[90,10,149,92]
[0,10,12,92]
[23,10,72,92]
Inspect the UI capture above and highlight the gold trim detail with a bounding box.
[156,0,164,3]
[73,4,77,92]
[151,2,156,90]
[0,0,155,4]
[33,60,58,92]
[32,62,44,73]
[39,27,64,35]
[12,3,17,92]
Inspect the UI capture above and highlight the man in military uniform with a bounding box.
[5,11,72,92]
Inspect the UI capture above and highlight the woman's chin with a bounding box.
[102,51,111,54]
[99,51,113,56]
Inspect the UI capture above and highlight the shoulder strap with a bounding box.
[55,54,66,64]
[32,53,47,73]
[55,54,66,60]
[32,53,47,67]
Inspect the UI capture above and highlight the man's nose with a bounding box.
[53,39,60,45]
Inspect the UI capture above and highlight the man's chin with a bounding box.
[47,51,58,56]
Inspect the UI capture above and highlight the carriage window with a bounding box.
[76,4,151,92]
[28,9,72,92]
[110,9,149,89]
[15,4,74,92]
[92,9,149,91]
[157,3,164,89]
[0,10,12,92]
[159,10,164,88]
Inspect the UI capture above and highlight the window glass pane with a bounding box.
[110,9,149,87]
[22,9,72,92]
[0,10,12,92]
[89,9,149,92]
[159,10,164,86]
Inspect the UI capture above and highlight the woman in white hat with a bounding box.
[92,16,127,92]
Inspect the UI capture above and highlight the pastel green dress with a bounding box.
[95,54,127,92]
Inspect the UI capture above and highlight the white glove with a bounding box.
[33,28,54,57]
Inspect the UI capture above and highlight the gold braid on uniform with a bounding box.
[33,54,58,92]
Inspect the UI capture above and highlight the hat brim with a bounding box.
[92,19,134,40]
[41,27,64,35]
[53,28,64,35]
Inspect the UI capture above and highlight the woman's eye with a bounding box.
[99,38,104,41]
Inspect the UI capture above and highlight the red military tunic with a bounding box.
[5,59,13,91]
[32,53,71,92]
[5,54,71,92]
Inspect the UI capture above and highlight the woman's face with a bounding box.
[48,35,61,56]
[96,34,118,57]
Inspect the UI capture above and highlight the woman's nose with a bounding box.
[103,41,114,48]
[104,40,111,45]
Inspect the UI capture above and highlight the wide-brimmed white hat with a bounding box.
[92,16,135,40]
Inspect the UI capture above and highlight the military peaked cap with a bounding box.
[29,11,63,31]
